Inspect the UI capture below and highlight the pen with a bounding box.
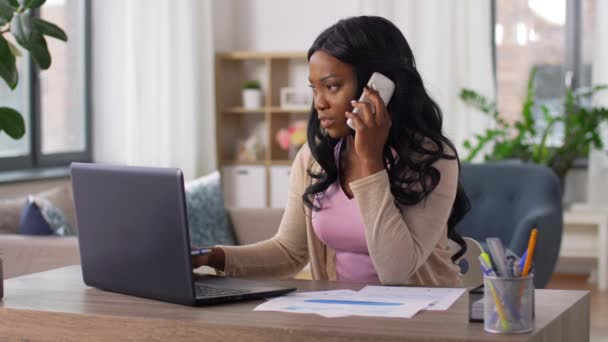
[479,254,496,276]
[480,252,495,274]
[515,228,538,312]
[191,248,213,257]
[522,229,538,276]
[480,255,521,321]
[479,256,510,330]
[512,261,520,277]
[519,250,528,274]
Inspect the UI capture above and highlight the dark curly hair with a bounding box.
[303,16,471,262]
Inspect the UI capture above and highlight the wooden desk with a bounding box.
[0,266,590,341]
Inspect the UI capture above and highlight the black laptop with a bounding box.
[70,162,295,306]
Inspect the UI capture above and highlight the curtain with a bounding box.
[357,0,496,158]
[92,0,216,180]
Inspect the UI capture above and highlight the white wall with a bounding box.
[213,0,358,52]
[212,0,235,52]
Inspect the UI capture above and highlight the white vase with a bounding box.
[242,89,262,109]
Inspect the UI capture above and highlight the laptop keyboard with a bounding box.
[194,282,252,298]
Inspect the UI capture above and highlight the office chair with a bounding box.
[455,163,563,288]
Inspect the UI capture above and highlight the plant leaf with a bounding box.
[0,106,25,139]
[6,37,21,57]
[520,67,537,133]
[28,32,50,69]
[574,84,608,98]
[0,0,15,26]
[32,17,67,41]
[0,34,18,89]
[10,11,32,48]
[22,0,45,8]
[459,88,498,116]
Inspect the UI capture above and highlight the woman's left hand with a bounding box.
[346,85,391,176]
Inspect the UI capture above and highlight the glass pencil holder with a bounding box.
[483,274,534,334]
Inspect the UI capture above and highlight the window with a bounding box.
[493,0,595,148]
[0,0,90,172]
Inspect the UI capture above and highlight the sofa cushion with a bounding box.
[0,197,25,234]
[185,172,235,247]
[19,198,54,235]
[19,196,74,236]
[226,208,284,245]
[35,198,75,236]
[35,185,77,234]
[0,185,77,235]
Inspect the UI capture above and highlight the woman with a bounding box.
[194,16,470,286]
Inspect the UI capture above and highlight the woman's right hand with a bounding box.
[191,247,225,271]
[192,253,210,269]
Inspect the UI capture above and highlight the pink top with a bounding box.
[311,139,380,284]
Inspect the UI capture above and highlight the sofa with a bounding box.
[0,207,284,279]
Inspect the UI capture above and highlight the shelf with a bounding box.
[222,107,310,114]
[223,107,266,114]
[217,51,308,209]
[217,51,307,60]
[221,160,295,166]
[221,160,266,166]
[269,107,310,114]
[270,160,294,166]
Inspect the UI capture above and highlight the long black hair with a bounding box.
[303,16,470,262]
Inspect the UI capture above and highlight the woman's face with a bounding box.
[308,51,357,139]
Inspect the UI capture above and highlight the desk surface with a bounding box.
[0,266,590,342]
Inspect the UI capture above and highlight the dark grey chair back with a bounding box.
[456,163,563,288]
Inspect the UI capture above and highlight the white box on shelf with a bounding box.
[222,166,266,208]
[270,166,291,208]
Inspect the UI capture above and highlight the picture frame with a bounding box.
[280,87,312,110]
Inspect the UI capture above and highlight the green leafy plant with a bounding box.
[460,67,608,180]
[0,0,67,140]
[243,79,261,90]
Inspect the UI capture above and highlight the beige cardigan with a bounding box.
[220,143,463,287]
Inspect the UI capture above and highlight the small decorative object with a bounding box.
[236,122,266,162]
[276,120,307,159]
[280,87,313,110]
[242,80,262,109]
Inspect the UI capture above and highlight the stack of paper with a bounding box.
[254,287,466,318]
[357,286,466,311]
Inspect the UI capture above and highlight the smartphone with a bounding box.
[347,72,395,130]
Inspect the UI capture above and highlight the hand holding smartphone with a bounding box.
[347,72,395,130]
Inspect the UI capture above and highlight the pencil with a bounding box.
[522,229,538,276]
[489,280,510,330]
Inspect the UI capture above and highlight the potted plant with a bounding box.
[0,1,67,296]
[0,0,67,141]
[242,79,262,109]
[459,67,608,189]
